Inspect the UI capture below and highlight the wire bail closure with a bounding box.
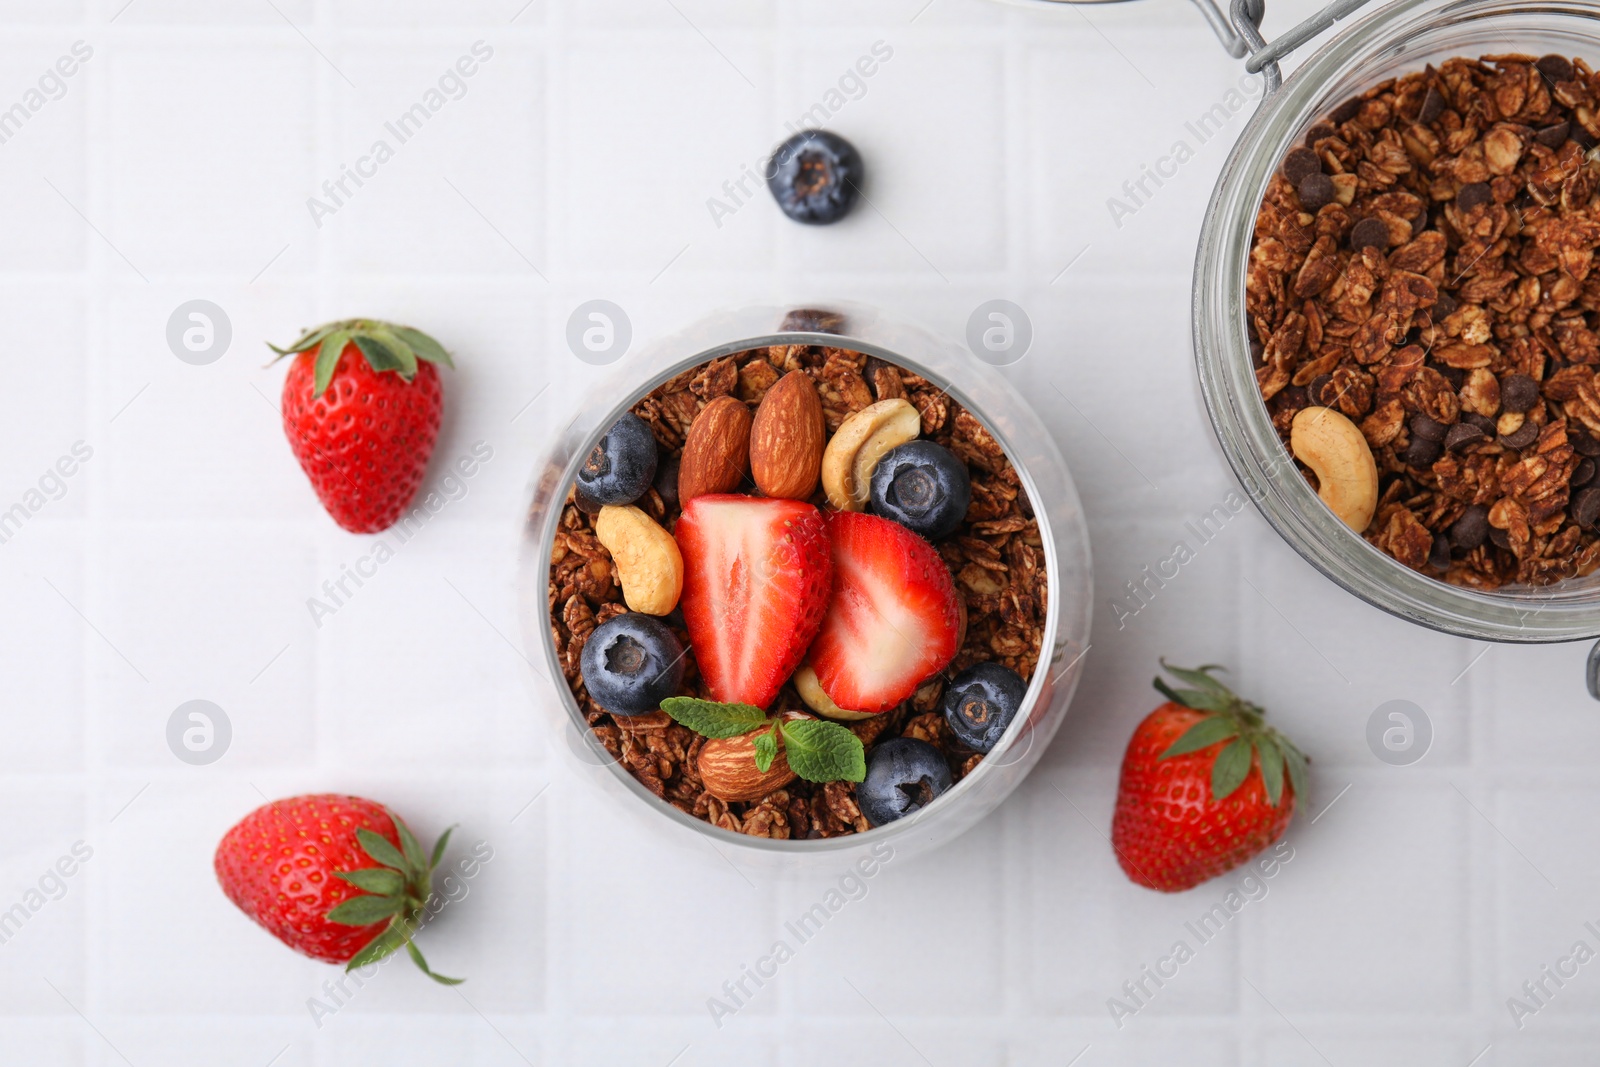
[1225,0,1375,93]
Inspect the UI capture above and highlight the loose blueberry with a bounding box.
[868,441,971,541]
[576,412,658,506]
[579,612,684,716]
[942,662,1026,753]
[767,130,863,225]
[858,737,953,827]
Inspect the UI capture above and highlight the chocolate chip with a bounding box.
[1538,54,1576,85]
[1574,428,1600,456]
[1500,373,1539,413]
[1403,434,1443,468]
[1437,365,1468,390]
[1450,505,1489,549]
[1457,182,1492,211]
[1489,525,1512,550]
[1575,487,1600,529]
[1446,422,1488,451]
[1418,85,1445,125]
[1537,120,1572,148]
[1434,291,1458,318]
[1575,124,1598,151]
[1303,121,1336,147]
[1298,172,1336,212]
[1410,414,1448,442]
[1331,97,1363,124]
[1464,412,1498,434]
[1574,457,1597,489]
[1428,533,1453,571]
[1500,420,1540,450]
[1350,217,1390,250]
[1283,146,1323,187]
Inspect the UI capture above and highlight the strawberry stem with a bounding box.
[330,814,463,985]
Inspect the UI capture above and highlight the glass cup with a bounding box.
[516,304,1094,867]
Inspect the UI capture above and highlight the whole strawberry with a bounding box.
[214,793,460,983]
[272,319,452,533]
[1111,662,1307,893]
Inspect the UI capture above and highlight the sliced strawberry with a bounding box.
[810,512,961,714]
[675,495,833,708]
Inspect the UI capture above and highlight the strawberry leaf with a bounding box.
[779,719,866,783]
[356,827,408,871]
[430,826,455,870]
[334,868,405,895]
[660,697,768,738]
[1159,660,1231,695]
[327,893,404,926]
[392,813,428,875]
[354,334,417,380]
[1283,743,1310,805]
[752,727,778,773]
[1256,735,1285,807]
[407,939,464,986]
[312,330,352,397]
[391,325,454,368]
[269,322,341,357]
[1159,715,1240,760]
[1154,677,1234,714]
[345,921,407,970]
[1211,736,1254,801]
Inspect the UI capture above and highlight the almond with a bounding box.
[678,395,751,503]
[749,370,825,500]
[697,711,811,802]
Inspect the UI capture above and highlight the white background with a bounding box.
[2,0,1598,1062]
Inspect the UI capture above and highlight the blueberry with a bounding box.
[766,130,863,225]
[868,441,971,540]
[942,663,1026,753]
[858,737,953,827]
[579,612,684,716]
[576,413,658,507]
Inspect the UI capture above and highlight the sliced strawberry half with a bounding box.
[675,494,833,708]
[810,511,961,714]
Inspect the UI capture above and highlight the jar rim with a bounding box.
[1194,0,1600,642]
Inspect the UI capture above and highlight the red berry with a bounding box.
[808,511,960,714]
[675,495,833,708]
[214,793,461,982]
[275,321,451,534]
[1111,663,1305,893]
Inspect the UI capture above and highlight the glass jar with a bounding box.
[1191,0,1600,680]
[515,304,1093,867]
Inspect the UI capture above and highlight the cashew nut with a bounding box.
[820,398,922,511]
[793,663,874,721]
[595,505,684,615]
[1290,406,1378,533]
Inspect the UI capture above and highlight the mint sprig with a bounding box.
[326,813,463,985]
[1154,660,1308,808]
[661,697,866,784]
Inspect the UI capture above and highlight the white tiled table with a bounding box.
[3,0,1598,1063]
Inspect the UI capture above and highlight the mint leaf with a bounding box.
[752,727,778,773]
[779,719,866,783]
[327,893,404,926]
[660,697,767,739]
[1159,715,1240,760]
